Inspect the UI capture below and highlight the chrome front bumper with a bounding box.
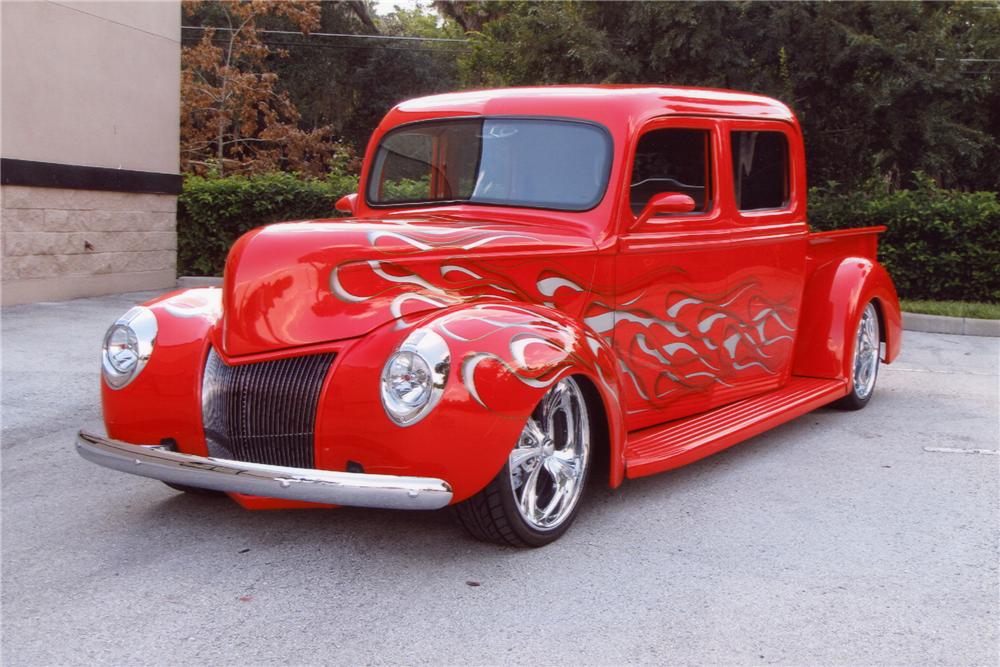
[75,430,453,510]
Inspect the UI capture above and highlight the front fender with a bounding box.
[316,301,626,501]
[101,288,220,455]
[792,257,901,381]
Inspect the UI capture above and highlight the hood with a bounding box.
[219,215,597,356]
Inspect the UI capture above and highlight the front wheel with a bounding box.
[454,376,592,547]
[835,301,881,411]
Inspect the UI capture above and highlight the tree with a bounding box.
[432,1,510,33]
[454,1,1000,191]
[181,0,344,176]
[267,1,464,153]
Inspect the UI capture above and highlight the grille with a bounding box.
[201,348,334,468]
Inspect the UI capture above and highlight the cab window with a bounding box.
[731,130,789,210]
[630,128,712,216]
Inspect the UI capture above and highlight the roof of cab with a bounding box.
[385,85,796,129]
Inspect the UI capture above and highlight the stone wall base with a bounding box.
[2,270,177,305]
[1,185,177,305]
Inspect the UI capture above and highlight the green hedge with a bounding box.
[179,172,998,303]
[178,172,357,276]
[809,176,999,302]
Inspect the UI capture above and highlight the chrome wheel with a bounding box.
[852,303,880,399]
[508,377,590,532]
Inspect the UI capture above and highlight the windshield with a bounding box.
[366,118,612,212]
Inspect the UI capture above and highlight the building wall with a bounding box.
[1,187,177,303]
[1,1,181,305]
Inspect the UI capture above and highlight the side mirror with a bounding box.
[335,193,358,215]
[634,192,697,227]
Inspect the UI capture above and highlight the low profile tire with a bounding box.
[162,482,221,495]
[454,376,592,548]
[834,301,881,411]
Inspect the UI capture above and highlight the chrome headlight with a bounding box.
[380,328,450,426]
[101,306,157,389]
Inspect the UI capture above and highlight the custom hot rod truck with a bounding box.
[78,86,901,547]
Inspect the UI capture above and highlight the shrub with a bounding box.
[809,176,1000,302]
[178,171,998,304]
[381,175,432,202]
[177,171,358,275]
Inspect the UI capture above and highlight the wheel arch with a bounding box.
[570,372,623,491]
[416,301,628,488]
[792,256,902,382]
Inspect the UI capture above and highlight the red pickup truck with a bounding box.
[78,86,901,547]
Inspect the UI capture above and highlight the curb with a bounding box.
[902,311,1000,337]
[175,276,999,338]
[177,276,222,288]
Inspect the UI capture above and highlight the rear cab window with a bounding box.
[731,130,790,211]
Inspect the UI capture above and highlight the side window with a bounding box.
[731,131,789,211]
[630,128,712,216]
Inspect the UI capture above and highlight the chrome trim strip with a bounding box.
[75,430,453,511]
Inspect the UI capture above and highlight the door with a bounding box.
[715,120,809,405]
[605,117,732,432]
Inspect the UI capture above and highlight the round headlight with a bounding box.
[380,329,449,426]
[105,325,139,373]
[383,351,433,412]
[102,306,157,389]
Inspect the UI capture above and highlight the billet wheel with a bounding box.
[835,301,881,410]
[454,376,592,547]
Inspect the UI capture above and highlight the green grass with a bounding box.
[900,299,1000,320]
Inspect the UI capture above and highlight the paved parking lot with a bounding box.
[2,291,998,666]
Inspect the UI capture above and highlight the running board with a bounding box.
[624,376,848,479]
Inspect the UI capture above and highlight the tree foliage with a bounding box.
[180,0,345,176]
[179,0,998,193]
[454,1,1000,191]
[266,1,464,152]
[178,170,358,275]
[809,175,1000,302]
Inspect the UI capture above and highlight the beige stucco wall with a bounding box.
[1,1,180,173]
[1,1,180,305]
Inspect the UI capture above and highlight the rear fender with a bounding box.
[793,257,901,381]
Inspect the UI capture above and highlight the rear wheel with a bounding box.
[835,301,881,410]
[454,376,592,547]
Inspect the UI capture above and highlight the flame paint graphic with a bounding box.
[162,288,222,320]
[324,223,796,411]
[583,279,797,406]
[431,304,613,410]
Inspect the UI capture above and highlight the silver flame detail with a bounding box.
[537,277,584,297]
[368,261,448,295]
[440,265,483,280]
[367,230,434,251]
[586,280,798,404]
[460,233,539,250]
[389,293,455,321]
[161,289,222,319]
[618,360,651,401]
[461,352,571,409]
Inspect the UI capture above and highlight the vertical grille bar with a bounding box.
[201,348,334,468]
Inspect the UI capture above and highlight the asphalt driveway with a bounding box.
[2,291,998,665]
